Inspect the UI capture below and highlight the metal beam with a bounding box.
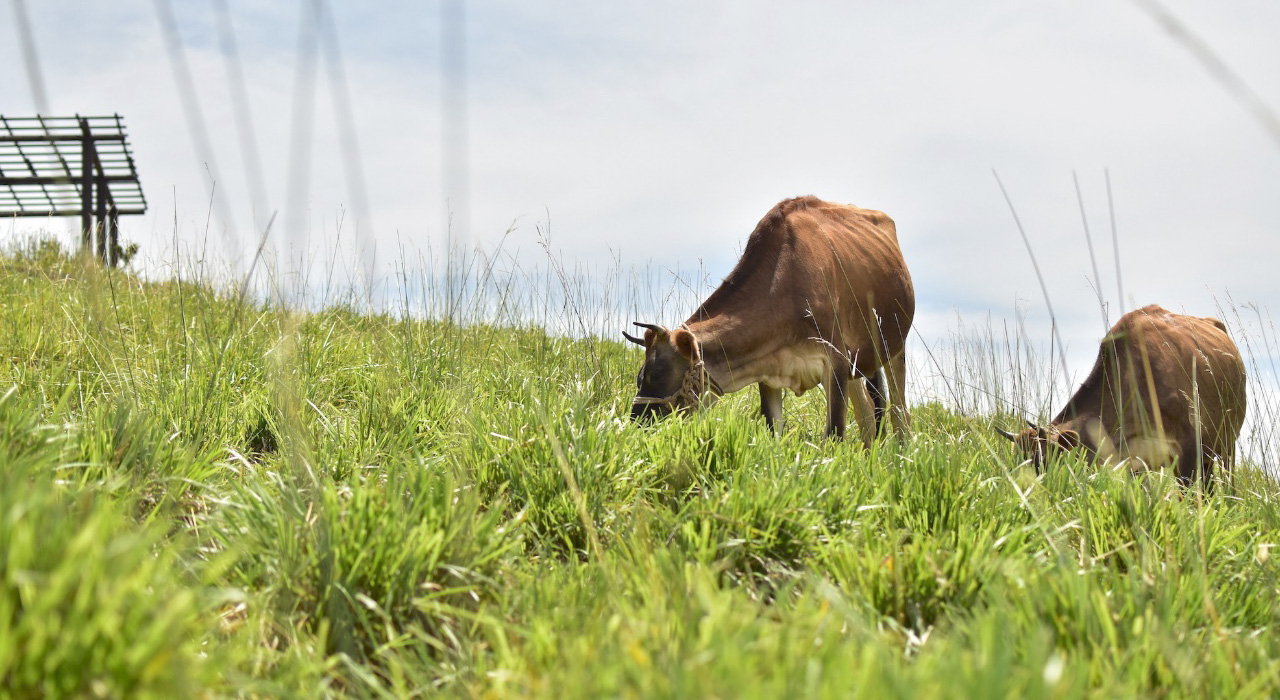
[0,174,142,185]
[0,208,146,217]
[0,134,127,143]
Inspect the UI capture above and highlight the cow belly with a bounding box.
[1084,418,1182,472]
[759,346,830,396]
[1121,435,1182,473]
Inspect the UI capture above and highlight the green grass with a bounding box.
[3,238,1280,698]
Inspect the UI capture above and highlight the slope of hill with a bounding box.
[3,240,1279,698]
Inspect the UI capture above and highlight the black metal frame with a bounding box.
[0,114,147,265]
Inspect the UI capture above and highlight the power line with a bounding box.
[211,0,271,231]
[10,0,49,114]
[153,0,238,237]
[284,0,320,266]
[315,0,376,298]
[1130,0,1280,151]
[441,0,470,250]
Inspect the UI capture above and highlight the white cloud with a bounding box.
[3,0,1279,405]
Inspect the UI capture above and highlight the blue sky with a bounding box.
[4,0,1280,406]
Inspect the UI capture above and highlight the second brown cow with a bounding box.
[998,304,1247,487]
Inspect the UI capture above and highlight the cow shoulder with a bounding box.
[744,196,822,250]
[768,196,824,226]
[848,206,898,239]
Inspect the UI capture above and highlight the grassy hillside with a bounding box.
[3,240,1280,698]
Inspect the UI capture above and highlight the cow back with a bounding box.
[688,196,915,377]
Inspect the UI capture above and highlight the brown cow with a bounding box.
[998,304,1247,487]
[624,195,915,445]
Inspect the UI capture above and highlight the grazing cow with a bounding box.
[623,195,915,445]
[997,304,1247,487]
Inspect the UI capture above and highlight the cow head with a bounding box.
[623,321,710,421]
[995,421,1081,472]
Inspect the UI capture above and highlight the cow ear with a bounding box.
[672,329,701,362]
[1057,429,1081,450]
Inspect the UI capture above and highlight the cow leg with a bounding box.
[1216,442,1237,493]
[884,349,911,439]
[826,359,875,446]
[824,364,848,440]
[864,367,887,438]
[1198,445,1222,495]
[1174,447,1196,489]
[759,383,784,434]
[1175,443,1211,492]
[848,380,877,448]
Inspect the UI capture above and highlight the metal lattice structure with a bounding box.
[0,114,146,265]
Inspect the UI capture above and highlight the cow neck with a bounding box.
[682,315,778,395]
[681,236,785,392]
[1049,415,1106,462]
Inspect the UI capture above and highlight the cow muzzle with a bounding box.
[630,399,673,422]
[629,361,716,422]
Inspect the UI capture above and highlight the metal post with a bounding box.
[95,174,107,263]
[79,119,92,250]
[108,206,120,266]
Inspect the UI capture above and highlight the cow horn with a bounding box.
[994,426,1018,442]
[1025,419,1038,430]
[632,322,669,337]
[622,330,646,346]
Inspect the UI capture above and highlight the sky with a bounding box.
[3,0,1280,412]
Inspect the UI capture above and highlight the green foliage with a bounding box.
[2,240,1280,697]
[0,389,218,698]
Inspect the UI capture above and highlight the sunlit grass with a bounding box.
[2,237,1280,697]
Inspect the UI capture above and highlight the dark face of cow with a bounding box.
[996,423,1081,472]
[623,322,702,422]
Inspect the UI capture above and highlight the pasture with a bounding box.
[4,237,1280,698]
